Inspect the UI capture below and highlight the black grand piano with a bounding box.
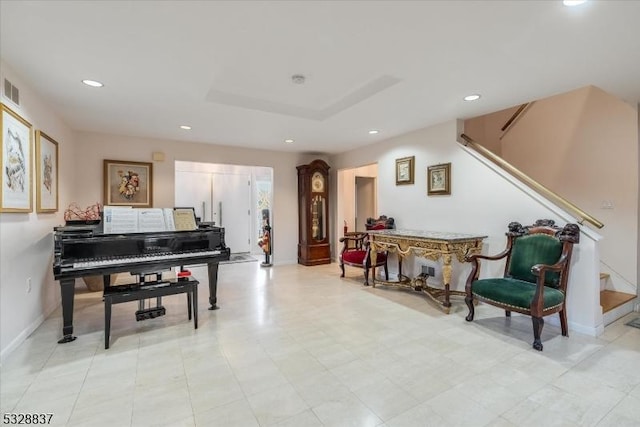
[53,223,230,343]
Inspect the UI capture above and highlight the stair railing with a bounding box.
[500,102,532,140]
[459,133,604,229]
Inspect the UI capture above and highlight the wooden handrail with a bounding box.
[459,133,604,229]
[501,103,529,132]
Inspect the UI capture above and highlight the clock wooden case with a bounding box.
[297,159,330,265]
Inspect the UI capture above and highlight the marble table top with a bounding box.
[368,228,487,242]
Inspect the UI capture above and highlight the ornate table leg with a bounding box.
[370,247,378,287]
[442,253,453,312]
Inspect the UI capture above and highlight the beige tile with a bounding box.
[232,359,289,396]
[630,383,640,399]
[572,345,640,393]
[452,372,544,416]
[132,382,193,427]
[311,394,383,427]
[353,378,420,421]
[2,262,638,427]
[272,349,328,380]
[330,359,387,392]
[423,387,499,426]
[188,373,245,415]
[67,394,133,426]
[503,385,616,427]
[289,370,354,408]
[595,394,640,426]
[246,382,309,425]
[272,409,323,427]
[385,401,449,427]
[194,398,259,427]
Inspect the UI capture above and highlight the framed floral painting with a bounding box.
[103,159,153,207]
[35,130,59,212]
[427,162,451,195]
[395,156,415,185]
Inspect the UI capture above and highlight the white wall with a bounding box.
[0,61,77,360]
[330,120,604,336]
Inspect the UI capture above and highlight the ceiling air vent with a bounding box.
[3,78,20,105]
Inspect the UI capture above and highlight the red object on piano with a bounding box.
[177,269,192,278]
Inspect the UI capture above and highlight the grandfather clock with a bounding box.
[297,159,330,265]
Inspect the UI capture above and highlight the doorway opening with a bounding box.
[174,161,273,257]
[336,163,378,256]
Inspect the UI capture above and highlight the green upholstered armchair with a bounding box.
[464,220,580,351]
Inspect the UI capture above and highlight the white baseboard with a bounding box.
[603,298,637,326]
[544,314,603,337]
[0,301,58,364]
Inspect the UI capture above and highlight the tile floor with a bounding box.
[1,262,639,426]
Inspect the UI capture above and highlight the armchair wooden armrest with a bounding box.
[340,232,368,252]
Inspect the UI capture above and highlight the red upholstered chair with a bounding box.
[339,232,388,286]
[339,216,394,286]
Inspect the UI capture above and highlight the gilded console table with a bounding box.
[369,229,487,314]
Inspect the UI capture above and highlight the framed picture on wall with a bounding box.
[1,103,33,212]
[103,159,153,207]
[35,130,59,212]
[395,156,415,185]
[427,162,451,195]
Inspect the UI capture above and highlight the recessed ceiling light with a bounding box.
[563,0,586,6]
[291,75,305,85]
[82,79,103,87]
[284,139,294,143]
[368,130,379,135]
[463,94,481,101]
[180,125,192,130]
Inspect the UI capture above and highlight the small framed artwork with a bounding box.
[1,103,33,212]
[395,156,415,185]
[35,131,59,212]
[103,159,153,207]
[427,163,451,195]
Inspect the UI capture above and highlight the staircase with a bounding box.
[600,273,637,325]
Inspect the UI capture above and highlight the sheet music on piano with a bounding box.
[138,209,167,232]
[103,206,180,233]
[163,208,176,231]
[103,206,138,233]
[173,208,198,231]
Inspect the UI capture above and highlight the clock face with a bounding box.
[311,172,325,192]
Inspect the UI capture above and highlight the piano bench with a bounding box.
[103,277,199,349]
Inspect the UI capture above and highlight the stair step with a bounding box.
[600,290,636,313]
[599,272,610,280]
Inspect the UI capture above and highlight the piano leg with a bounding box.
[58,278,77,343]
[193,281,198,328]
[207,262,220,310]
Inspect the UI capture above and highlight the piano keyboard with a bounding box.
[72,250,222,269]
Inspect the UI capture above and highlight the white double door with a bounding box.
[175,171,251,254]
